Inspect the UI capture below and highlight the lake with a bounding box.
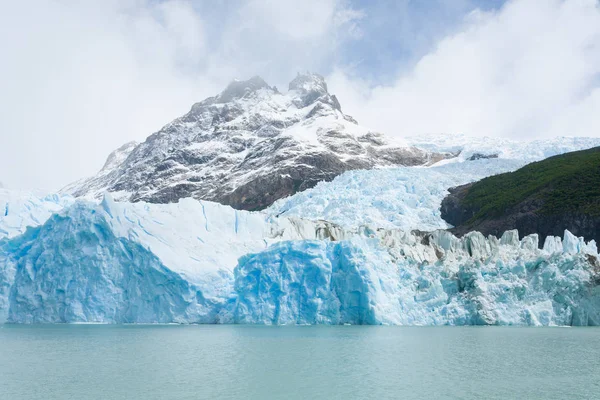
[1,325,599,399]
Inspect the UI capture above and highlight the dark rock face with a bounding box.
[441,183,600,244]
[467,153,498,161]
[65,73,451,210]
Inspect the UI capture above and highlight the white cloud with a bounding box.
[0,0,219,190]
[2,0,599,191]
[215,0,363,87]
[328,0,600,140]
[243,0,337,39]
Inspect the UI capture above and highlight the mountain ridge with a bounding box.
[63,72,449,210]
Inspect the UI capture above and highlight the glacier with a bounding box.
[6,207,218,324]
[267,158,523,231]
[0,189,74,321]
[267,136,600,230]
[3,135,600,325]
[227,230,600,326]
[0,188,74,239]
[2,195,600,325]
[1,194,347,323]
[405,134,600,164]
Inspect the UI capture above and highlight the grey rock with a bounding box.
[467,153,498,161]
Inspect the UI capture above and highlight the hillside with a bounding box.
[441,146,600,243]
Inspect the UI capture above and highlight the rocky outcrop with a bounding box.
[467,153,498,161]
[442,182,600,244]
[441,149,600,244]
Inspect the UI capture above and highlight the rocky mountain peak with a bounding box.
[288,72,340,110]
[100,141,138,172]
[289,72,327,93]
[217,76,273,103]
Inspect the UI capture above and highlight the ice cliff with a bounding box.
[5,206,218,323]
[0,189,74,320]
[1,195,343,323]
[228,231,600,325]
[3,196,600,325]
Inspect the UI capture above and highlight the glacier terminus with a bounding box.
[2,75,600,326]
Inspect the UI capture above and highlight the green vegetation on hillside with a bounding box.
[462,146,600,221]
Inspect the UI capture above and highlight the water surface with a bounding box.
[1,325,599,399]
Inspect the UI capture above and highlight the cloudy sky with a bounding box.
[1,0,599,190]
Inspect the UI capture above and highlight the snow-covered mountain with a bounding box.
[64,73,447,210]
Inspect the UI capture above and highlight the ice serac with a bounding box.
[267,159,523,231]
[63,73,447,210]
[229,239,389,325]
[226,229,600,326]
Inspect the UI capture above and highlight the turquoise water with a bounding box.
[1,325,599,399]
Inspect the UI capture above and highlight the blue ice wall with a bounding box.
[5,203,221,323]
